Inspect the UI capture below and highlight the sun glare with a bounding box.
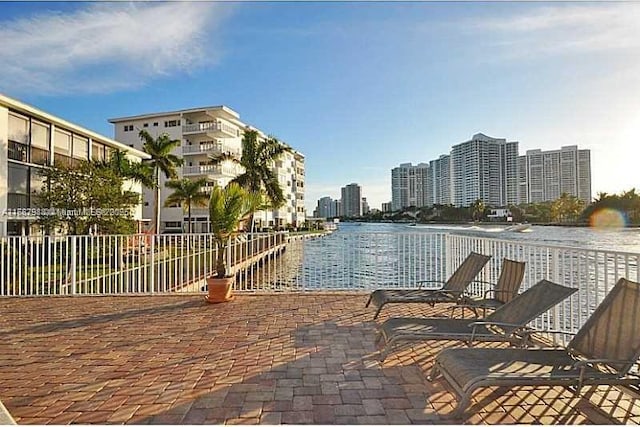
[589,208,627,229]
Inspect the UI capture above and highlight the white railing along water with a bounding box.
[1,231,638,345]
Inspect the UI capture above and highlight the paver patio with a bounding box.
[1,293,640,424]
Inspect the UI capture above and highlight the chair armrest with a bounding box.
[572,358,632,369]
[520,329,577,338]
[467,321,534,343]
[467,321,528,329]
[415,280,445,290]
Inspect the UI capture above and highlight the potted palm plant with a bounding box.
[206,182,256,303]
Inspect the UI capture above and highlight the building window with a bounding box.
[8,112,29,144]
[8,163,29,209]
[53,129,72,167]
[124,124,134,132]
[31,120,50,165]
[164,120,179,127]
[153,122,158,127]
[92,142,106,162]
[143,123,149,128]
[72,135,89,161]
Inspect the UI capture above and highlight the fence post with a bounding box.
[150,235,155,294]
[445,234,452,280]
[70,235,77,295]
[226,236,233,287]
[550,247,561,345]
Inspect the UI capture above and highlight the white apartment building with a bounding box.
[520,146,591,204]
[450,133,519,207]
[391,163,430,211]
[429,155,452,206]
[341,183,362,217]
[109,106,305,233]
[0,93,149,236]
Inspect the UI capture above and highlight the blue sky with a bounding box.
[1,2,639,211]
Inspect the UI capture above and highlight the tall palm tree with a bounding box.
[165,178,209,233]
[209,129,292,230]
[138,130,183,234]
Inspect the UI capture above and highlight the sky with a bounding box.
[1,1,639,213]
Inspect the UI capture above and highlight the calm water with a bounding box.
[335,222,640,253]
[252,222,640,296]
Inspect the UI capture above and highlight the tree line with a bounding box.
[353,190,640,226]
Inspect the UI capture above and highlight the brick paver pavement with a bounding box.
[1,293,640,424]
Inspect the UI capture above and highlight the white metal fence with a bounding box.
[2,231,639,345]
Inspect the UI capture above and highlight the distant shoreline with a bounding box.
[339,219,640,228]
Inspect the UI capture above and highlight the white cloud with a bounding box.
[0,3,233,95]
[474,3,640,58]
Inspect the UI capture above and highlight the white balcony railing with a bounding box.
[1,231,638,347]
[182,143,242,157]
[183,165,221,176]
[182,121,238,137]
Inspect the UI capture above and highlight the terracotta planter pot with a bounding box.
[205,276,235,303]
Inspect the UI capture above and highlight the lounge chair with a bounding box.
[454,258,526,318]
[429,277,640,418]
[365,251,491,319]
[377,279,576,361]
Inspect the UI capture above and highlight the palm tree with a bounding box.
[208,183,261,278]
[138,130,183,234]
[470,199,486,222]
[209,129,292,231]
[164,178,209,233]
[105,149,154,188]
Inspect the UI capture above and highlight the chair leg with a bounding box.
[373,303,385,319]
[445,393,471,419]
[427,361,441,381]
[365,293,373,308]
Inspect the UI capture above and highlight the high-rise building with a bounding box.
[429,155,452,205]
[0,93,148,236]
[313,196,338,218]
[517,155,529,205]
[520,146,591,204]
[450,133,519,207]
[340,183,362,217]
[110,106,305,232]
[391,162,430,211]
[361,197,370,215]
[381,202,392,213]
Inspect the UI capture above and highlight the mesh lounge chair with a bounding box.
[377,279,576,361]
[366,251,491,319]
[429,277,640,418]
[454,258,526,318]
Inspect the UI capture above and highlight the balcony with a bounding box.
[183,164,238,178]
[182,164,222,176]
[182,120,238,138]
[182,142,241,158]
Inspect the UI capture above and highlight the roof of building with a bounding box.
[108,105,241,123]
[0,93,150,160]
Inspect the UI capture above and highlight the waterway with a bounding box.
[336,222,640,253]
[245,222,640,297]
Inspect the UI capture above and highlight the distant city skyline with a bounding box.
[1,2,639,212]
